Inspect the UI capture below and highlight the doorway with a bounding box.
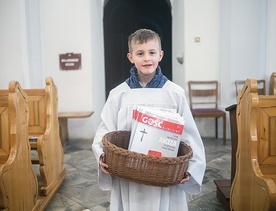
[104,0,172,98]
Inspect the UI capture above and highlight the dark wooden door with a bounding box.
[104,0,172,98]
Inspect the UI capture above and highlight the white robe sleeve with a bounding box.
[173,84,206,195]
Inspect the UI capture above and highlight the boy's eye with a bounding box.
[150,51,156,55]
[137,52,143,56]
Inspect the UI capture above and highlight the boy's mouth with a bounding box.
[143,64,152,67]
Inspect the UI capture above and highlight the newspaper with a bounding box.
[129,106,185,157]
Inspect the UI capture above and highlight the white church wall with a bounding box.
[40,0,94,139]
[220,0,268,140]
[0,0,28,89]
[89,1,106,138]
[25,0,44,88]
[184,0,221,84]
[172,0,185,89]
[220,0,268,107]
[228,0,267,88]
[266,0,276,80]
[182,0,222,138]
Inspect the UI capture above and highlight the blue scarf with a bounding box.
[125,66,168,89]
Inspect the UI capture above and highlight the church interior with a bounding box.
[1,0,276,210]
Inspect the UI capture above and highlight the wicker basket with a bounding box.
[102,130,193,187]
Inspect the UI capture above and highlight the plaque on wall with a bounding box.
[59,53,81,70]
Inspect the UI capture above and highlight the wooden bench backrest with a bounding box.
[24,77,58,137]
[231,79,276,210]
[256,95,276,175]
[24,89,46,135]
[0,81,38,210]
[0,95,9,164]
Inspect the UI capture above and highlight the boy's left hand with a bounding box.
[179,172,190,184]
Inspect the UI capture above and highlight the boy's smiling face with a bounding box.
[127,39,164,85]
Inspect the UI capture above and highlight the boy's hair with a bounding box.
[128,29,162,53]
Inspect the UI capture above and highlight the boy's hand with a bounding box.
[179,172,190,184]
[99,153,109,174]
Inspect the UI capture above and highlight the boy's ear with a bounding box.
[127,53,134,64]
[159,50,164,62]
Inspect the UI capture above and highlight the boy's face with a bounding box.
[127,39,164,80]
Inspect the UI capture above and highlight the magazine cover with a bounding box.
[129,106,185,157]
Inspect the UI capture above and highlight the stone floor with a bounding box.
[46,137,231,211]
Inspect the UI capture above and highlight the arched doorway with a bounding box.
[104,0,172,98]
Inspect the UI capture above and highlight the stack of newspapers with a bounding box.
[129,106,185,157]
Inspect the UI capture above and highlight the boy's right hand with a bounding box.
[99,153,109,174]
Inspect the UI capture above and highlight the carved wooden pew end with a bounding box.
[231,79,276,210]
[24,77,66,197]
[0,81,39,210]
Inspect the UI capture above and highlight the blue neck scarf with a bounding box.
[125,66,168,89]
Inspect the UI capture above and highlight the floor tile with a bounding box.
[46,137,231,210]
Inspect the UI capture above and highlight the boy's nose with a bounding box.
[144,54,150,61]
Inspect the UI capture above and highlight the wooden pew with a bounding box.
[0,81,39,210]
[24,77,66,197]
[269,72,276,95]
[230,79,276,210]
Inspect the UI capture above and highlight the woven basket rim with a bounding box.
[103,136,192,163]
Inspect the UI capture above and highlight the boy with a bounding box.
[92,29,206,211]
